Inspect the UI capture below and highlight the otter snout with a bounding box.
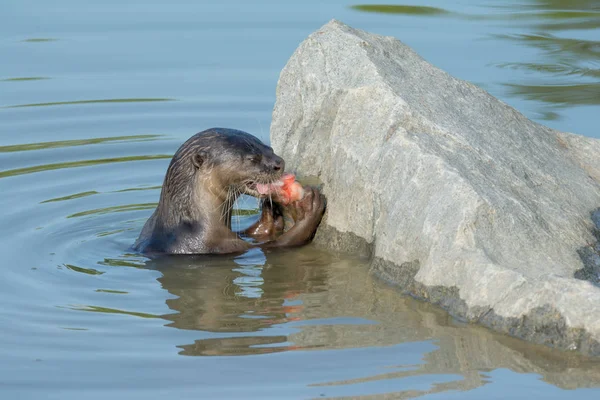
[266,155,285,173]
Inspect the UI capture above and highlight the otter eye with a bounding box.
[191,151,208,169]
[246,155,261,164]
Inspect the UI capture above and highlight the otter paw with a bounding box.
[293,187,326,223]
[245,200,284,239]
[279,187,326,246]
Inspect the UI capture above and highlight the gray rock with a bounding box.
[270,20,600,355]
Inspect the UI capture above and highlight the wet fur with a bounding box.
[133,128,284,255]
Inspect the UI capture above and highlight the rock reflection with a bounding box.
[144,246,600,391]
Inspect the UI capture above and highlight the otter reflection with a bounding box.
[145,246,331,356]
[139,246,600,392]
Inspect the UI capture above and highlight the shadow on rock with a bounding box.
[575,208,600,286]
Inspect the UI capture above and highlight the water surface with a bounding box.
[1,0,600,398]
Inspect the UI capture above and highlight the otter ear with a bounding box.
[191,151,208,169]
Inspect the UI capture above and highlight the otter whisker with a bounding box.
[218,188,230,222]
[214,186,230,216]
[233,189,241,232]
[226,186,237,228]
[220,184,241,229]
[234,185,246,232]
[224,186,238,225]
[216,185,236,224]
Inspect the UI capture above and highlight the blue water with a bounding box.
[2,0,600,399]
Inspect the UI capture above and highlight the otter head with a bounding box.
[188,128,285,200]
[160,128,285,219]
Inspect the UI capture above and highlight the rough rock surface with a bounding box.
[270,20,600,355]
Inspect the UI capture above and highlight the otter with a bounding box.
[133,128,326,255]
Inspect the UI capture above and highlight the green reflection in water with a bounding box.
[494,31,600,107]
[64,264,104,275]
[351,2,600,26]
[499,1,600,111]
[536,10,600,19]
[537,110,561,121]
[0,134,161,153]
[63,305,160,319]
[0,154,171,178]
[97,229,130,237]
[67,203,157,218]
[495,34,599,63]
[496,62,600,79]
[350,4,449,15]
[1,77,50,82]
[114,185,162,193]
[4,98,175,109]
[61,199,253,219]
[95,289,129,294]
[97,257,148,269]
[22,38,57,42]
[41,191,99,203]
[351,1,600,115]
[518,0,600,10]
[503,0,600,30]
[505,83,600,105]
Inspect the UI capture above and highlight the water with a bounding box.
[1,0,599,398]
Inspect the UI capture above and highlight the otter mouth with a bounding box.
[243,180,284,198]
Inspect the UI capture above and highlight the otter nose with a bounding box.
[271,156,284,172]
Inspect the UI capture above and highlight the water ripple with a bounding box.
[1,77,50,82]
[67,203,158,219]
[21,38,58,42]
[3,98,175,109]
[0,154,171,178]
[41,191,99,204]
[0,135,161,153]
[350,5,450,15]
